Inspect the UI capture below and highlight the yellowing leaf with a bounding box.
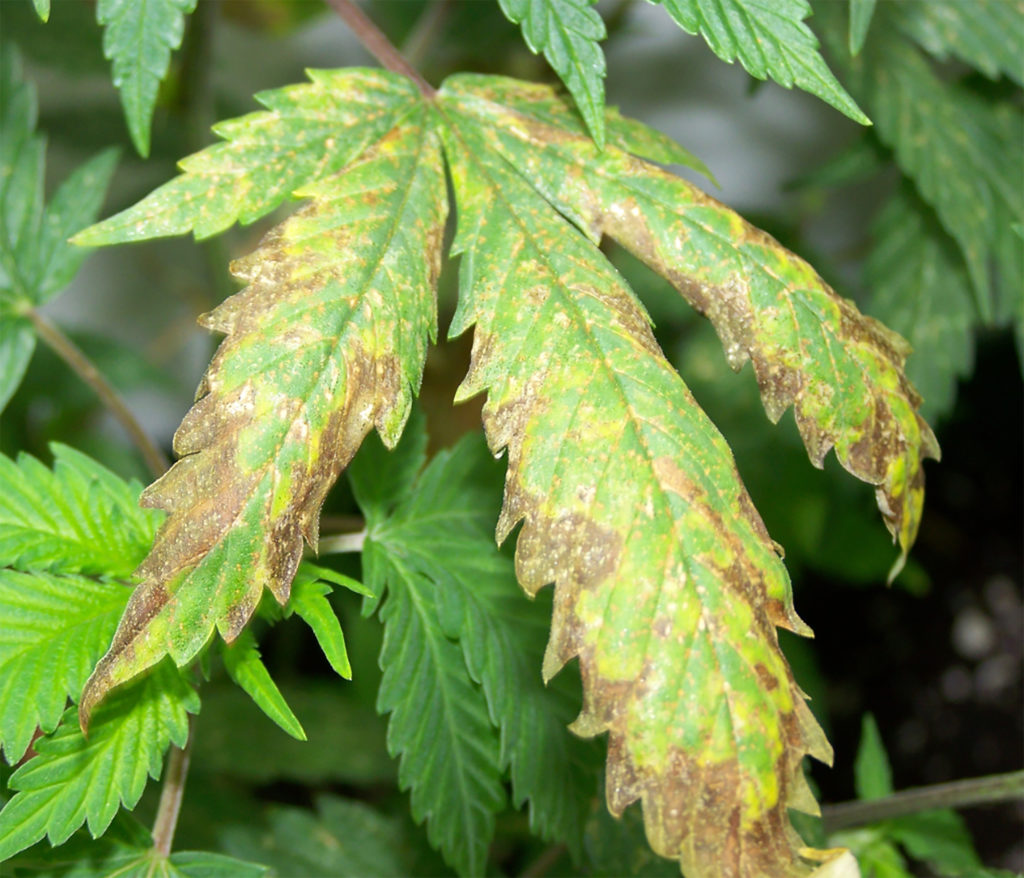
[80,106,446,725]
[439,74,939,571]
[438,99,831,878]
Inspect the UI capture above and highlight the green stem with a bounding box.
[822,769,1024,833]
[322,0,435,97]
[27,309,169,478]
[151,715,195,856]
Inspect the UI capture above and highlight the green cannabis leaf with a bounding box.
[0,47,117,412]
[649,0,869,124]
[0,445,161,763]
[79,83,447,724]
[497,0,607,147]
[96,0,198,157]
[0,661,197,861]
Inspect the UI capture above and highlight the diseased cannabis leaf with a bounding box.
[440,74,939,569]
[78,85,447,725]
[74,65,939,877]
[0,445,161,763]
[95,0,197,157]
[0,46,117,411]
[648,0,868,124]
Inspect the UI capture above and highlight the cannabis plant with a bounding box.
[0,1,1020,876]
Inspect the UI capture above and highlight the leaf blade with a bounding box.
[222,629,306,741]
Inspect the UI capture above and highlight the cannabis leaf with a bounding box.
[864,188,974,422]
[893,0,1024,87]
[351,419,598,861]
[648,0,868,124]
[440,75,938,566]
[0,47,117,411]
[222,629,306,741]
[497,0,607,147]
[436,90,832,877]
[847,0,876,56]
[0,445,161,763]
[78,83,447,725]
[0,661,197,860]
[820,5,1024,324]
[96,0,198,157]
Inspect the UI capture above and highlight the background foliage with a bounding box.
[0,0,1021,876]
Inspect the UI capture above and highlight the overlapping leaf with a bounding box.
[649,0,868,123]
[0,446,161,763]
[497,0,607,146]
[0,47,117,411]
[864,189,975,422]
[892,0,1024,86]
[0,661,197,861]
[436,95,832,876]
[78,91,447,726]
[439,75,938,567]
[819,5,1024,324]
[96,0,198,157]
[351,422,598,863]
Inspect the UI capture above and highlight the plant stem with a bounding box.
[151,715,195,856]
[319,529,368,554]
[27,309,169,479]
[322,0,435,97]
[822,769,1024,833]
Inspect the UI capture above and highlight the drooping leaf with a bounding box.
[95,0,198,157]
[285,567,356,679]
[0,47,117,412]
[221,629,306,741]
[0,571,129,765]
[73,70,424,245]
[362,538,505,876]
[864,188,975,422]
[439,75,938,571]
[847,0,876,56]
[0,662,197,861]
[0,444,162,578]
[648,0,868,123]
[892,0,1024,86]
[497,0,607,147]
[79,95,446,726]
[352,424,599,856]
[820,5,1024,323]
[220,795,444,878]
[437,87,832,877]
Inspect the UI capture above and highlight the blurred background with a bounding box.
[1,0,1021,872]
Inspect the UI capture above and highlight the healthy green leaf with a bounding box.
[848,0,876,56]
[888,810,983,877]
[220,795,440,878]
[0,570,129,764]
[0,662,197,861]
[497,0,607,147]
[439,75,939,570]
[222,629,306,741]
[821,6,1024,323]
[95,0,198,157]
[352,424,599,855]
[853,714,892,800]
[73,70,424,245]
[892,0,1024,86]
[0,47,116,411]
[364,536,505,876]
[0,444,161,578]
[438,83,832,877]
[31,0,50,22]
[865,188,975,422]
[79,95,446,726]
[286,568,356,679]
[648,0,868,123]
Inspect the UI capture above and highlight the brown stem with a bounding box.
[822,769,1024,833]
[151,715,195,856]
[322,0,435,97]
[27,309,169,479]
